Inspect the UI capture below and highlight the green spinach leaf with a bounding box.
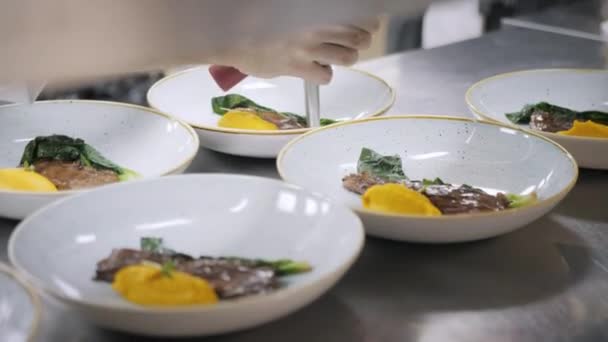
[357,147,407,181]
[211,94,274,115]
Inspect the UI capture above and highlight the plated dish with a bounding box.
[95,236,311,306]
[466,69,608,169]
[147,65,394,158]
[9,174,364,336]
[505,102,608,138]
[0,100,199,219]
[1,134,138,192]
[278,116,578,243]
[213,94,339,131]
[343,147,537,217]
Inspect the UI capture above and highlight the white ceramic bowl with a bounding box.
[466,69,608,169]
[0,100,199,220]
[0,262,41,342]
[147,66,395,158]
[277,116,578,243]
[9,174,364,337]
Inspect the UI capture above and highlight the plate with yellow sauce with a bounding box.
[277,116,578,243]
[466,69,608,169]
[9,174,364,336]
[147,65,395,158]
[0,100,199,219]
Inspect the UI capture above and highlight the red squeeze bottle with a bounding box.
[208,65,247,92]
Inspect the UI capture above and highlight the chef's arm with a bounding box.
[0,0,435,83]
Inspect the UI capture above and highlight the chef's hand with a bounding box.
[212,19,381,84]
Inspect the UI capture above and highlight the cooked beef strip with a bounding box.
[342,172,422,195]
[34,160,119,190]
[423,184,510,215]
[178,258,278,298]
[235,108,305,130]
[257,111,305,130]
[95,249,279,299]
[342,173,510,214]
[530,109,574,133]
[342,173,388,195]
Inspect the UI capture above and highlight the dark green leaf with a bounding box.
[577,111,608,126]
[506,193,538,209]
[357,147,407,181]
[141,237,164,253]
[505,104,537,124]
[211,94,275,115]
[160,260,175,278]
[320,118,339,126]
[422,178,445,186]
[19,135,84,166]
[82,144,123,174]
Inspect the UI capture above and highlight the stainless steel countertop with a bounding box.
[502,0,606,41]
[1,27,607,341]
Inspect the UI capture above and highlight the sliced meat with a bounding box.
[256,111,305,130]
[94,249,279,299]
[342,172,423,195]
[34,160,119,190]
[234,108,305,130]
[423,184,510,215]
[530,109,574,133]
[178,258,278,298]
[342,173,388,195]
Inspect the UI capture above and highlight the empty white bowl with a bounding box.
[466,69,608,169]
[147,66,394,158]
[0,100,199,220]
[9,174,364,337]
[277,116,578,243]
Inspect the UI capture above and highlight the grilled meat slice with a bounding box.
[342,173,388,195]
[530,109,574,133]
[423,184,510,215]
[34,160,119,190]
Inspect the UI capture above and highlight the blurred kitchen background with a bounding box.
[39,0,606,106]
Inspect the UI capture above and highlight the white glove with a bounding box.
[212,19,381,84]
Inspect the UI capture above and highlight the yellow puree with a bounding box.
[558,120,608,138]
[362,183,442,216]
[0,168,57,192]
[112,265,218,306]
[218,110,278,130]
